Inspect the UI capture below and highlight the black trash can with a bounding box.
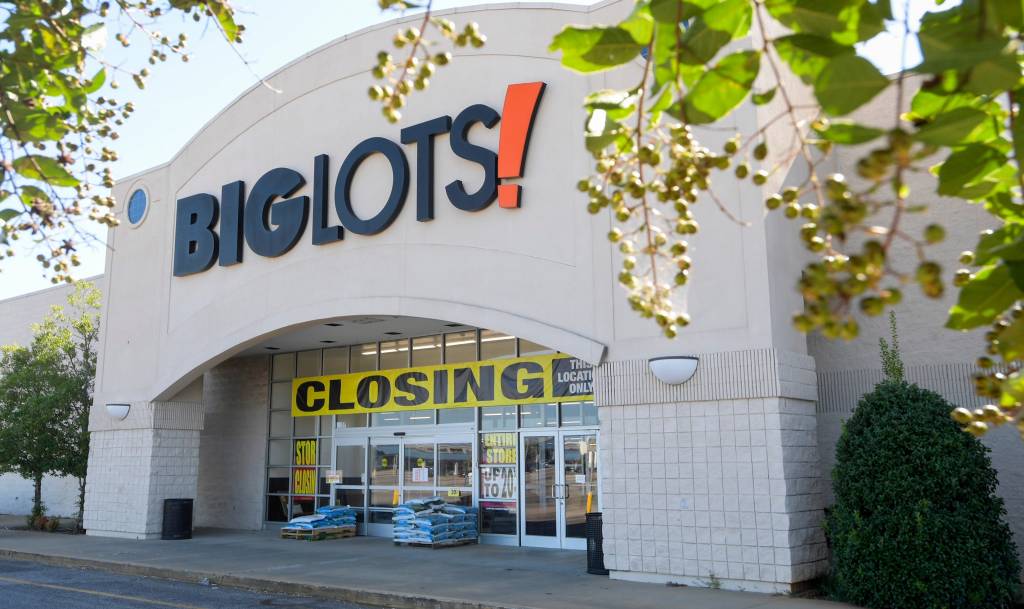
[161,498,193,540]
[586,512,609,575]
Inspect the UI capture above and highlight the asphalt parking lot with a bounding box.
[0,559,371,609]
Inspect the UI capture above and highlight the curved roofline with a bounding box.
[115,0,622,185]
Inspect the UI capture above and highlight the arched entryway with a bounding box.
[193,314,598,549]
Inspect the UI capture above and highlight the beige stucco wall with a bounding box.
[92,0,809,409]
[804,76,1024,557]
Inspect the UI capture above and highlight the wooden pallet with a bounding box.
[280,526,356,541]
[393,537,478,549]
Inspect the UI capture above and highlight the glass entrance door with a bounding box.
[335,433,474,536]
[520,430,599,549]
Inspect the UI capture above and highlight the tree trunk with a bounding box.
[76,477,86,533]
[32,473,42,518]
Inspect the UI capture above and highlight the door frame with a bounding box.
[518,428,600,550]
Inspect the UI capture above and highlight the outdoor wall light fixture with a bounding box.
[105,403,130,420]
[648,356,699,385]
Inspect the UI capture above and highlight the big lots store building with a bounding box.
[0,0,1022,595]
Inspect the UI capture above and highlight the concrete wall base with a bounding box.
[609,569,792,594]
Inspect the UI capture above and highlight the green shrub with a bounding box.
[825,381,1020,609]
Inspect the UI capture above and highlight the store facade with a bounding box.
[264,333,600,550]
[56,0,834,595]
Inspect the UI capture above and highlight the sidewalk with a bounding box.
[0,527,853,609]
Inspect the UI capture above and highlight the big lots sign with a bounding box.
[172,82,546,277]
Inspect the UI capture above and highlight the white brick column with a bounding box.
[83,401,203,539]
[595,349,826,594]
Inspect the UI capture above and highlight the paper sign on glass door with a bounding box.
[412,467,429,483]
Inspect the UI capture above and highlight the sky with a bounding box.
[0,0,947,299]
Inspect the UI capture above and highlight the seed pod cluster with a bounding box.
[580,123,750,338]
[758,122,948,340]
[368,13,484,123]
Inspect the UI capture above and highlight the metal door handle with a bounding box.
[548,484,557,499]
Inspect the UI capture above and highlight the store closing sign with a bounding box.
[173,82,546,277]
[293,439,317,495]
[291,353,593,417]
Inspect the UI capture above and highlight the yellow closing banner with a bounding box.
[291,353,593,417]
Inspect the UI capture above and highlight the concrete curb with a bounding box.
[0,548,544,609]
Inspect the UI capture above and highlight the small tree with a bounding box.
[824,325,1020,608]
[0,282,99,529]
[878,311,905,383]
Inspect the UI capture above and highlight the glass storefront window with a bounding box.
[481,500,517,534]
[403,443,434,486]
[520,403,558,428]
[293,416,316,437]
[517,338,552,356]
[336,445,366,486]
[437,443,472,487]
[445,331,477,363]
[350,343,377,372]
[290,495,316,518]
[266,495,288,522]
[480,406,517,430]
[411,335,441,366]
[265,331,596,527]
[323,347,349,374]
[267,468,289,494]
[272,352,295,380]
[268,440,291,466]
[372,411,434,426]
[270,382,291,410]
[379,339,409,370]
[480,330,515,359]
[333,488,365,516]
[296,350,321,377]
[269,411,290,437]
[438,408,474,424]
[561,401,599,426]
[442,490,472,506]
[370,443,399,486]
[336,413,367,429]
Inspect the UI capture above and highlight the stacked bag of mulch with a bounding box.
[393,496,478,544]
[286,505,357,530]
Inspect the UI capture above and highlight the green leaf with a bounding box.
[914,107,997,146]
[1009,261,1024,291]
[11,156,77,187]
[619,1,655,45]
[813,120,883,144]
[674,0,752,65]
[82,68,106,95]
[917,3,1009,73]
[907,88,978,121]
[583,89,638,121]
[964,51,1019,96]
[975,225,1024,266]
[752,88,776,105]
[765,0,883,46]
[650,0,722,22]
[774,34,852,85]
[814,54,888,116]
[682,50,760,124]
[584,110,626,153]
[209,1,239,42]
[946,264,1024,330]
[0,209,19,222]
[937,144,1006,197]
[550,26,644,73]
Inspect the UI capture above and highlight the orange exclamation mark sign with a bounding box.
[497,82,546,208]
